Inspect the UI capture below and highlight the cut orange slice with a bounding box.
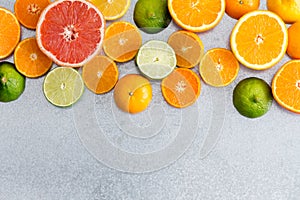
[14,37,53,78]
[199,48,239,87]
[272,60,300,114]
[168,0,225,32]
[161,68,201,108]
[168,30,204,68]
[88,0,130,20]
[230,10,288,70]
[0,7,20,59]
[103,21,142,63]
[14,0,51,29]
[82,55,119,94]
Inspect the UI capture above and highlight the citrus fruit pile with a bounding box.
[1,0,300,118]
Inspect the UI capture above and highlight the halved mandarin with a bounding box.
[14,37,53,78]
[0,7,20,59]
[161,68,201,108]
[168,30,204,68]
[272,60,300,114]
[103,21,142,63]
[168,0,225,32]
[14,0,51,29]
[82,55,119,94]
[199,48,239,87]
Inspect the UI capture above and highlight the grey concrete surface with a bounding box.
[1,0,300,199]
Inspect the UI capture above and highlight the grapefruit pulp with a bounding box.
[36,0,105,67]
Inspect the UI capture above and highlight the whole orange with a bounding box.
[287,21,300,59]
[113,74,152,114]
[225,0,260,19]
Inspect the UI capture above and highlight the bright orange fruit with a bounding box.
[199,48,239,87]
[168,30,204,68]
[168,0,225,32]
[0,7,20,59]
[36,0,105,67]
[225,0,260,19]
[113,74,152,114]
[287,21,300,59]
[272,60,300,114]
[161,68,201,108]
[103,21,142,63]
[82,55,119,94]
[14,0,51,29]
[14,37,53,78]
[230,10,288,70]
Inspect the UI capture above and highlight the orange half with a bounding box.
[168,30,204,68]
[82,55,119,94]
[199,48,239,87]
[88,0,130,20]
[103,21,142,62]
[168,0,225,32]
[0,7,20,59]
[230,10,288,70]
[14,0,51,29]
[14,37,53,78]
[272,60,300,114]
[161,68,201,108]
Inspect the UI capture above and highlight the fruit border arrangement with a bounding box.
[1,0,300,118]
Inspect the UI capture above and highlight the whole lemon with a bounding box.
[267,0,300,23]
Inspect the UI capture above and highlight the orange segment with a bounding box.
[168,0,225,32]
[14,37,53,78]
[14,0,51,29]
[272,60,300,114]
[168,30,204,68]
[230,10,288,70]
[161,68,201,108]
[103,21,142,62]
[82,55,119,94]
[199,48,239,87]
[88,0,130,20]
[0,7,20,59]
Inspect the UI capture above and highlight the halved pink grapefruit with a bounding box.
[36,0,105,67]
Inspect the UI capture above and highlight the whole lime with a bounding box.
[233,77,273,118]
[0,62,25,102]
[133,0,172,34]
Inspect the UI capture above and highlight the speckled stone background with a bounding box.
[1,0,300,199]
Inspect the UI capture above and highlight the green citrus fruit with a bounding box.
[133,0,172,34]
[233,77,273,118]
[43,67,84,107]
[0,62,25,102]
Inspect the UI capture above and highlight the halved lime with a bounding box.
[233,77,273,118]
[0,62,25,102]
[43,67,84,107]
[136,40,176,79]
